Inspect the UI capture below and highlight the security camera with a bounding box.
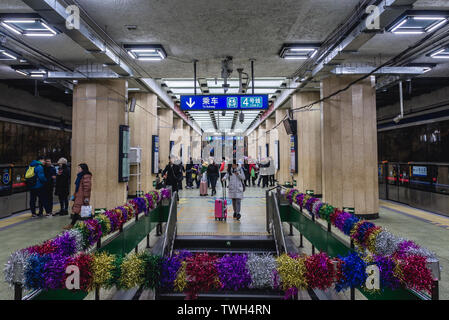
[239,111,244,123]
[393,114,403,124]
[222,110,226,116]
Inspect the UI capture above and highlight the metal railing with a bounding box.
[277,185,441,300]
[161,191,178,257]
[266,187,287,256]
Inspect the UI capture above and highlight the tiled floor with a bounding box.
[1,185,448,300]
[176,184,268,236]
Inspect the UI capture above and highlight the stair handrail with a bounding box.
[268,189,287,256]
[161,191,178,257]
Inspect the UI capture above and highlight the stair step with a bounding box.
[173,235,276,251]
[180,248,277,255]
[158,290,285,300]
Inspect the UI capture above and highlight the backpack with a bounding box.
[251,167,255,178]
[25,166,38,188]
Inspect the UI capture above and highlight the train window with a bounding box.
[387,164,398,185]
[410,164,433,192]
[435,165,449,195]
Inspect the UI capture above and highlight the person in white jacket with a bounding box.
[268,156,276,187]
[258,157,270,188]
[223,160,246,221]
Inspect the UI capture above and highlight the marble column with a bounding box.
[128,92,158,195]
[321,75,379,218]
[72,79,127,210]
[292,91,322,196]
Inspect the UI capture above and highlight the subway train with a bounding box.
[379,162,449,217]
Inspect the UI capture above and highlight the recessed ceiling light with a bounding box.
[0,49,17,60]
[388,12,449,34]
[124,44,167,61]
[429,47,449,59]
[280,44,320,60]
[0,17,58,36]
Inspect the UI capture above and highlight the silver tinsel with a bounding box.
[312,201,322,216]
[405,247,437,260]
[374,230,403,256]
[3,250,30,286]
[246,253,277,289]
[66,229,84,253]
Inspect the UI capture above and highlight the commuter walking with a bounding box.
[243,159,250,187]
[54,157,71,216]
[268,156,276,187]
[249,162,257,187]
[185,158,194,189]
[39,157,56,216]
[64,163,92,229]
[26,157,49,218]
[259,157,270,188]
[207,160,219,196]
[223,161,246,221]
[162,158,182,194]
[192,164,200,188]
[219,157,227,188]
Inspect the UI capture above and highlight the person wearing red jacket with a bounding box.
[219,157,227,188]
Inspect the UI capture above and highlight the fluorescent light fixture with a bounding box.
[15,70,28,76]
[124,44,167,61]
[0,50,17,60]
[1,18,58,36]
[1,22,21,34]
[389,12,449,34]
[429,47,449,59]
[280,44,320,60]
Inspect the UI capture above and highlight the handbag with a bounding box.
[80,205,92,218]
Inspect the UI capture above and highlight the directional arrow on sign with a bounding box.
[186,97,195,108]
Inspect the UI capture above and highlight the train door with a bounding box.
[398,163,411,205]
[386,163,399,202]
[378,163,387,200]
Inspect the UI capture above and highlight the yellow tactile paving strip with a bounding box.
[379,200,449,229]
[0,204,62,230]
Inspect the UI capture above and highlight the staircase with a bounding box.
[156,234,285,300]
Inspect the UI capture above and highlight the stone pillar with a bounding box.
[72,79,127,210]
[158,107,173,169]
[292,91,322,196]
[128,92,157,195]
[191,129,202,160]
[181,122,191,165]
[257,123,267,160]
[276,108,290,184]
[247,131,258,160]
[170,117,183,161]
[321,75,379,218]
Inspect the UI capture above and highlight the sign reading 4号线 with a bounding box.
[180,94,269,111]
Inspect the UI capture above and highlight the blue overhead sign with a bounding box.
[180,94,268,111]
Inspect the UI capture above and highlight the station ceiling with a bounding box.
[0,0,449,134]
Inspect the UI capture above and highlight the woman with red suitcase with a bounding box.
[222,160,246,221]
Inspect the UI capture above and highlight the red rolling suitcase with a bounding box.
[214,183,227,221]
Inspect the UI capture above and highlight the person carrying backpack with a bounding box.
[26,157,49,218]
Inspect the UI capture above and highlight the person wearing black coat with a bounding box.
[207,160,219,196]
[54,158,71,216]
[162,158,182,194]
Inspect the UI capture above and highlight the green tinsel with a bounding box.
[139,252,162,289]
[107,254,124,288]
[320,204,334,223]
[94,215,109,235]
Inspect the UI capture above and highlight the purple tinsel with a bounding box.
[104,210,120,231]
[216,254,252,291]
[374,255,401,290]
[85,219,102,246]
[395,240,420,259]
[161,188,171,200]
[160,250,192,290]
[52,232,78,257]
[334,211,352,232]
[296,193,305,209]
[42,254,74,290]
